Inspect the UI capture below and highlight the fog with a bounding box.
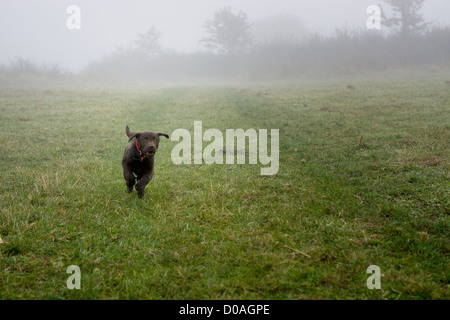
[0,0,449,79]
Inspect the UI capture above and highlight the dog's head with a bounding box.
[126,125,169,158]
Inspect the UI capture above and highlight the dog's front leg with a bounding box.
[135,169,153,198]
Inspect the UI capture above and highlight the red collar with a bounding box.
[135,139,146,162]
[135,139,142,154]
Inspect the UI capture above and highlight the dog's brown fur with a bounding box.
[122,125,169,198]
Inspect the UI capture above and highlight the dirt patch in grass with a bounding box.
[319,107,334,112]
[411,155,443,167]
[393,155,444,167]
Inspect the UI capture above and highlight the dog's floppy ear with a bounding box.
[157,132,169,139]
[126,125,142,141]
[128,132,142,142]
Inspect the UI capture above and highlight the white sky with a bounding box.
[0,0,449,72]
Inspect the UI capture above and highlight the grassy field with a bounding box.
[0,71,449,299]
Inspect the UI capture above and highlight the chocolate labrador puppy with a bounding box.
[122,125,169,198]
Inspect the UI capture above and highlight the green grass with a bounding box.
[0,73,449,299]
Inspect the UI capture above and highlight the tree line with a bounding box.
[83,0,450,80]
[2,0,449,80]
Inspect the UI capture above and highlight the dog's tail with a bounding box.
[126,125,131,137]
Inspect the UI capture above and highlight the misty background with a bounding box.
[1,0,449,81]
